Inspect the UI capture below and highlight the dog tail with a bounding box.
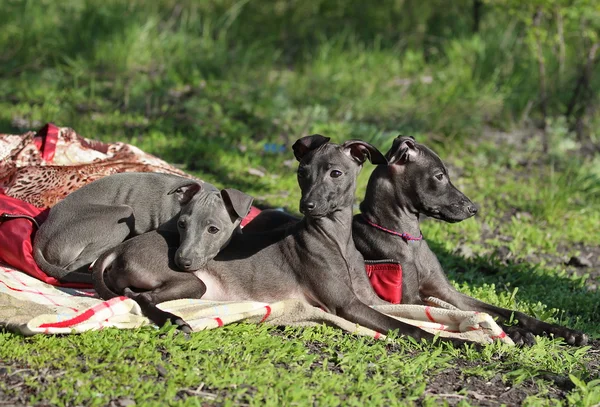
[91,251,121,300]
[33,247,93,284]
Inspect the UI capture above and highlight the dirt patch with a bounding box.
[475,213,600,288]
[0,357,254,407]
[423,359,568,406]
[1,360,48,406]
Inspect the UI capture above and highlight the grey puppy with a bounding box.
[34,172,253,284]
[94,135,466,345]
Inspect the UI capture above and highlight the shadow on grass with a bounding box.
[429,238,600,337]
[0,119,19,135]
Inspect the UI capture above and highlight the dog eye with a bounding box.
[208,226,220,234]
[297,168,308,178]
[435,174,444,181]
[330,170,342,178]
[177,220,187,229]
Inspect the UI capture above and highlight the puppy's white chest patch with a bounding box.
[193,271,229,301]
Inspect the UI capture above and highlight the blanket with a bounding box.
[0,124,513,345]
[0,261,510,343]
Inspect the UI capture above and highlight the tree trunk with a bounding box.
[473,0,483,33]
[532,9,548,153]
[566,42,599,141]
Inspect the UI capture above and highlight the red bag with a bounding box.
[0,193,90,288]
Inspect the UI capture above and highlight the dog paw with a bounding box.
[172,317,193,334]
[504,326,537,346]
[554,329,588,346]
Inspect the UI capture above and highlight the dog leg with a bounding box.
[35,203,134,282]
[336,297,471,348]
[423,282,588,346]
[124,274,207,333]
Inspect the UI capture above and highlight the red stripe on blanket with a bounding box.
[38,297,128,328]
[259,305,271,323]
[424,306,436,322]
[215,317,224,327]
[0,277,79,313]
[491,331,507,340]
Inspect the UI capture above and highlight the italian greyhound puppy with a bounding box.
[34,172,253,284]
[352,136,588,346]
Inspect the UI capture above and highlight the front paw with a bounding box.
[547,326,588,346]
[503,326,537,346]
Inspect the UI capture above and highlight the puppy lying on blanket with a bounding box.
[34,172,253,284]
[93,135,469,346]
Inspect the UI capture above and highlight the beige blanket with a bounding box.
[0,262,513,344]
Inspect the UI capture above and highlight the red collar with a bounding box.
[361,214,423,241]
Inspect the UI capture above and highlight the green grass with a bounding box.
[1,325,598,406]
[1,1,600,406]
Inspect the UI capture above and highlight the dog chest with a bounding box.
[192,270,230,301]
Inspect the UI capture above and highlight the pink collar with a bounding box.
[361,214,423,241]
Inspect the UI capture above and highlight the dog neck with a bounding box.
[359,166,422,238]
[303,206,354,239]
[300,206,355,253]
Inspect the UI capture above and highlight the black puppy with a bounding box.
[352,136,588,346]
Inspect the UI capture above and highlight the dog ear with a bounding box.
[386,135,417,165]
[342,140,388,165]
[167,181,202,205]
[221,188,254,220]
[292,134,331,162]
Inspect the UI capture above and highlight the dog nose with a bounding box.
[178,258,192,270]
[300,201,316,213]
[467,204,478,215]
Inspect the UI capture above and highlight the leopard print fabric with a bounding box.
[0,125,195,208]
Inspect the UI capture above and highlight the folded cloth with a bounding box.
[0,123,192,208]
[0,193,58,285]
[0,261,513,344]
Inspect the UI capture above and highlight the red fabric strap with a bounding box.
[241,206,262,228]
[32,123,59,163]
